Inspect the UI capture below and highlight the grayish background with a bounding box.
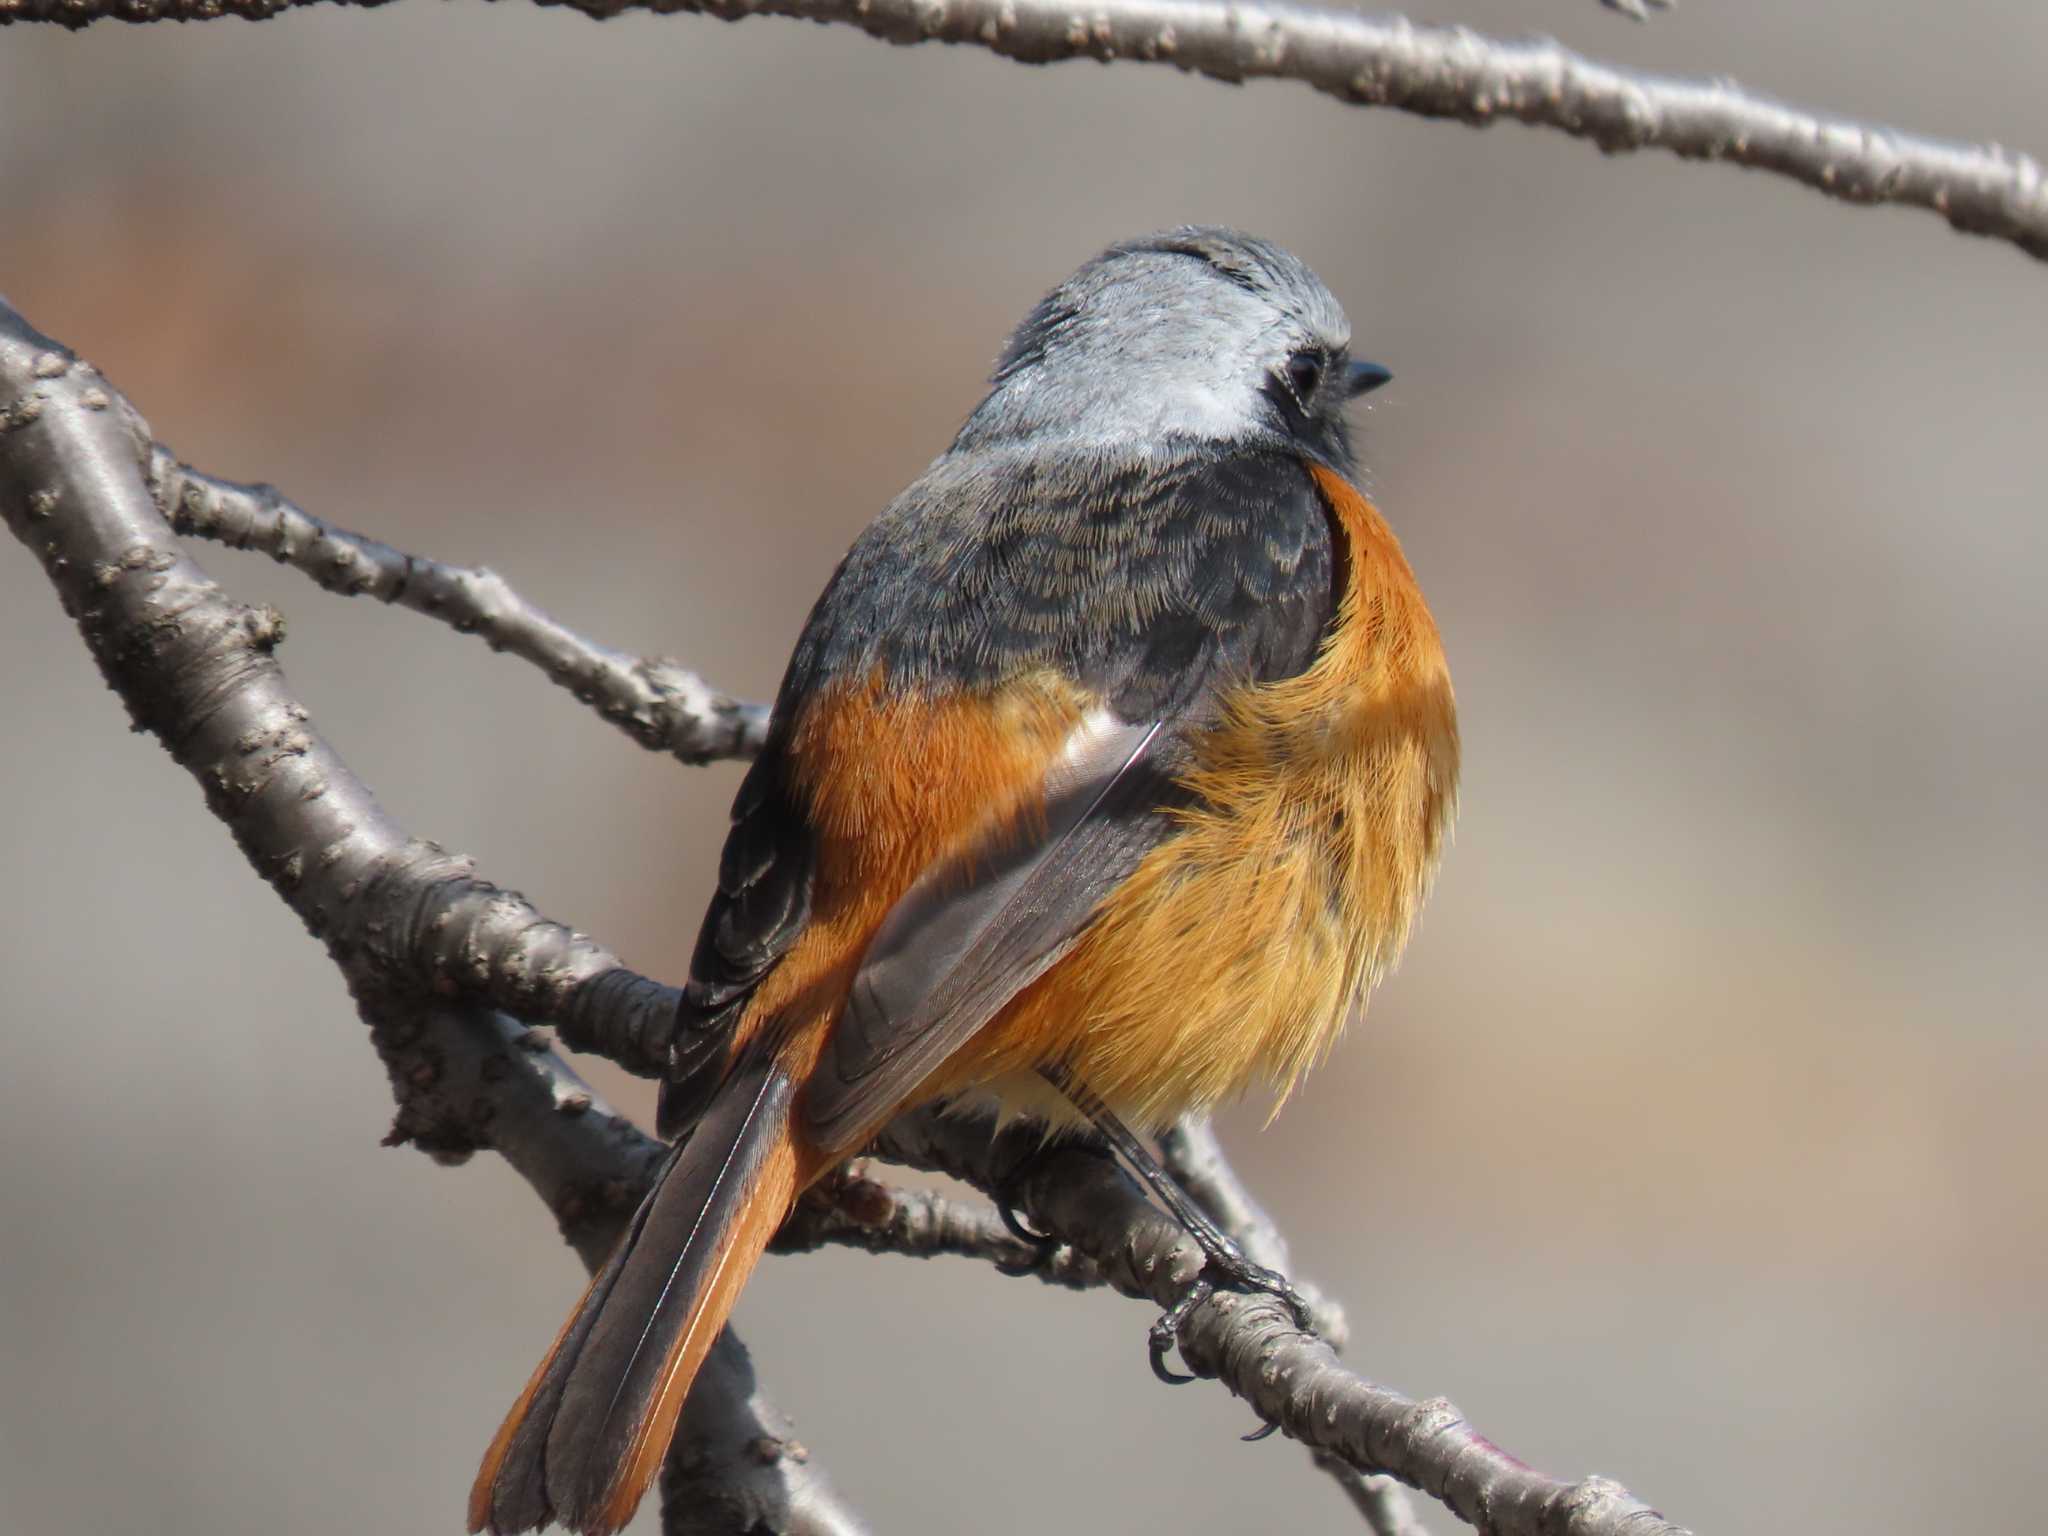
[2,3,2043,1531]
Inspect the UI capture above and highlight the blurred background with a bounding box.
[2,2,2044,1531]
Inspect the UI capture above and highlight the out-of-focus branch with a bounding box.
[1159,1118,1296,1277]
[1598,0,1673,22]
[876,1107,1691,1536]
[152,451,768,765]
[1316,1452,1441,1536]
[5,0,2043,265]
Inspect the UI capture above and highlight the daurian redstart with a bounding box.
[470,228,1459,1534]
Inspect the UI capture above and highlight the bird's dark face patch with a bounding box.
[1261,343,1368,475]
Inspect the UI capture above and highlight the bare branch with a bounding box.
[661,1330,872,1536]
[152,451,768,765]
[1159,1118,1294,1276]
[1598,0,1674,22]
[3,0,2042,265]
[1157,1115,1344,1341]
[365,999,663,1259]
[1163,1119,1435,1536]
[0,320,684,1077]
[0,303,864,1536]
[774,1165,1103,1289]
[1316,1453,1441,1536]
[876,1107,1690,1536]
[370,998,868,1536]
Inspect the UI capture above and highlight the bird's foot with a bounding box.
[1149,1231,1315,1387]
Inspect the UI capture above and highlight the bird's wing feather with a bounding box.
[802,713,1179,1153]
[658,752,815,1137]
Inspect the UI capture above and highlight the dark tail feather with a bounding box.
[469,1057,803,1535]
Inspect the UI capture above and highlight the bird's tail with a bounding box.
[469,1054,805,1536]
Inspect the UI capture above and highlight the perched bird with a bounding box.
[470,227,1459,1535]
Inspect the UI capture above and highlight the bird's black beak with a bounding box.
[1346,359,1393,398]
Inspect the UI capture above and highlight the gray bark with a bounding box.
[3,0,2042,265]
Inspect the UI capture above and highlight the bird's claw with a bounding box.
[994,1139,1117,1263]
[1148,1248,1316,1384]
[1148,1277,1212,1384]
[993,1174,1058,1253]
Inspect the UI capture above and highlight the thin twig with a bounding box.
[1158,1116,1345,1340]
[153,451,768,765]
[0,341,684,1078]
[1598,0,1674,22]
[3,0,2041,264]
[775,1165,1103,1287]
[1160,1118,1295,1274]
[1317,1452,1442,1536]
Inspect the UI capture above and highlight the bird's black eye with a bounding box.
[1284,349,1325,404]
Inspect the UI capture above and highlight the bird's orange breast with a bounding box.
[929,464,1460,1128]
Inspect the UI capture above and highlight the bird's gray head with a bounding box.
[952,227,1386,471]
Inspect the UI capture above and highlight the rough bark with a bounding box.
[3,0,2042,265]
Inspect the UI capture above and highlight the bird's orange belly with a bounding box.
[925,671,1458,1131]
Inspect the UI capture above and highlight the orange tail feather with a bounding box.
[470,1058,809,1535]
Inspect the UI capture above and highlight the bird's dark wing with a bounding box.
[657,750,814,1138]
[795,446,1343,1154]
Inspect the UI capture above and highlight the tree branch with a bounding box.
[152,452,768,766]
[0,323,686,1077]
[4,0,2042,265]
[659,1329,871,1536]
[1,298,1693,1533]
[365,995,870,1535]
[1316,1451,1442,1536]
[1159,1118,1297,1279]
[1597,0,1673,23]
[774,1165,1103,1288]
[875,1108,1690,1536]
[1163,1119,1432,1536]
[0,302,865,1536]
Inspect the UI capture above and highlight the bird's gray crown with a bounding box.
[953,227,1354,456]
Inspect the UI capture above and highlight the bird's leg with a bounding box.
[1038,1064,1315,1385]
